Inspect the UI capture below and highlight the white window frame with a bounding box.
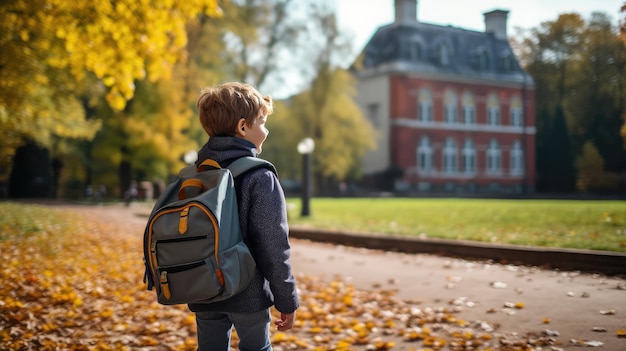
[418,89,433,122]
[462,138,476,174]
[444,90,457,124]
[417,136,433,173]
[462,92,475,124]
[487,94,500,126]
[442,138,457,174]
[510,96,523,126]
[510,140,524,175]
[487,139,501,174]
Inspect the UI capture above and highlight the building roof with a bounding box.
[358,21,533,85]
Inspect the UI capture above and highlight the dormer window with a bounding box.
[439,44,450,66]
[474,49,489,70]
[479,50,489,69]
[500,50,514,72]
[401,36,424,62]
[409,41,422,60]
[502,56,512,71]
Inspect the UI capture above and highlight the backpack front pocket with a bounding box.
[157,259,223,305]
[155,235,213,267]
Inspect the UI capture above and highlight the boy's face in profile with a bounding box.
[238,114,269,154]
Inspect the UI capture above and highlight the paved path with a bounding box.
[65,203,626,350]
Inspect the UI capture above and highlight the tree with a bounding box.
[214,0,309,94]
[537,105,576,192]
[619,4,626,152]
[100,0,315,189]
[517,11,626,193]
[0,0,221,187]
[567,12,626,174]
[264,4,375,194]
[260,99,303,181]
[520,14,585,116]
[576,141,615,192]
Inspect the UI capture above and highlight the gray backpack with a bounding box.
[143,156,276,305]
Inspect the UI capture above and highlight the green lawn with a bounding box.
[286,198,626,252]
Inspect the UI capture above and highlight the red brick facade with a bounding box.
[388,75,535,193]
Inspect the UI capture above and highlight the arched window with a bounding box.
[487,93,500,126]
[418,88,433,122]
[510,96,523,126]
[462,92,475,124]
[443,138,457,174]
[462,139,476,174]
[510,140,524,175]
[487,139,501,174]
[417,136,433,173]
[444,90,457,123]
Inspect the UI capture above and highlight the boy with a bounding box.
[190,82,299,351]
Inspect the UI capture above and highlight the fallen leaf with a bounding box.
[491,282,507,289]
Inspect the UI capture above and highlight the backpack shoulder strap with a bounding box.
[227,156,277,178]
[178,164,199,178]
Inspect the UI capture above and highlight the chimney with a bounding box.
[395,0,418,24]
[484,9,509,40]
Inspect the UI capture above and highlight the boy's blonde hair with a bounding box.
[196,82,273,137]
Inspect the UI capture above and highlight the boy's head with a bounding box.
[197,82,273,153]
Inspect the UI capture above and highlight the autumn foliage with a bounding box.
[1,203,623,350]
[0,204,199,350]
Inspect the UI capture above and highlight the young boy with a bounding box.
[190,82,299,351]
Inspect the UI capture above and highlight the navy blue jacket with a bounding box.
[188,136,299,314]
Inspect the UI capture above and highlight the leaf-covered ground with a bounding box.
[1,203,624,350]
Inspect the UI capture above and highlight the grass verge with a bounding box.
[286,198,626,252]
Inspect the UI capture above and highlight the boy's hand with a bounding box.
[275,312,296,331]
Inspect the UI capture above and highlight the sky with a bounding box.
[335,0,624,53]
[271,0,623,98]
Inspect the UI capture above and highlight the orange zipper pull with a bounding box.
[160,271,171,300]
[179,207,190,234]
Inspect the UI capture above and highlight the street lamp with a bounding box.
[297,137,315,217]
[183,150,198,165]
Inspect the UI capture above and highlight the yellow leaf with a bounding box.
[272,332,287,342]
[101,308,114,318]
[103,76,116,87]
[309,327,322,334]
[20,30,30,41]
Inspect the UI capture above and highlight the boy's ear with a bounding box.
[235,118,246,137]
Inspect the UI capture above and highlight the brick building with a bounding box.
[353,0,536,194]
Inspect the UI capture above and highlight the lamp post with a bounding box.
[297,137,315,217]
